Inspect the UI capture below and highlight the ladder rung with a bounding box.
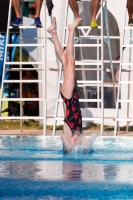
[3,80,44,83]
[120,81,133,84]
[124,26,133,29]
[9,26,41,29]
[77,36,101,39]
[75,61,102,65]
[104,82,118,86]
[60,80,102,84]
[75,60,120,65]
[103,85,118,87]
[48,36,103,41]
[1,98,44,101]
[123,45,133,47]
[76,36,120,39]
[104,36,120,39]
[75,68,101,71]
[80,99,102,103]
[78,82,118,87]
[65,26,102,29]
[56,117,102,121]
[7,44,44,47]
[121,63,133,65]
[5,62,44,65]
[6,68,44,71]
[78,84,102,87]
[21,37,44,40]
[118,100,133,102]
[64,44,102,47]
[0,116,45,120]
[116,118,133,121]
[77,81,102,84]
[104,60,120,63]
[58,99,102,102]
[53,116,101,120]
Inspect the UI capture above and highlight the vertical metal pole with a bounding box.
[97,39,100,109]
[100,0,104,136]
[103,2,116,107]
[114,7,127,136]
[126,29,132,134]
[52,4,69,136]
[43,0,46,135]
[0,0,12,114]
[20,0,23,132]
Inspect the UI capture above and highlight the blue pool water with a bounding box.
[0,135,133,199]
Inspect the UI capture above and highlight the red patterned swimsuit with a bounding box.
[61,88,82,135]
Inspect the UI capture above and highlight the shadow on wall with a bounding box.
[76,1,120,109]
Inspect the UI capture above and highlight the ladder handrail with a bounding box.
[0,0,46,135]
[100,0,104,135]
[114,5,127,136]
[52,2,69,136]
[103,1,116,108]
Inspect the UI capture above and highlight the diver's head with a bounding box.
[62,132,83,154]
[70,133,81,146]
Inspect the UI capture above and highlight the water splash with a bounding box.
[71,133,99,153]
[87,133,99,151]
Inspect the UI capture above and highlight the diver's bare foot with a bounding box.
[47,17,57,34]
[68,18,83,30]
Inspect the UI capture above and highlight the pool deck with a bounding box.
[0,129,133,136]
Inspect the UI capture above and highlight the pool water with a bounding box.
[0,135,133,199]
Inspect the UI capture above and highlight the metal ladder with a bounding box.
[0,0,46,134]
[114,3,133,136]
[52,0,116,136]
